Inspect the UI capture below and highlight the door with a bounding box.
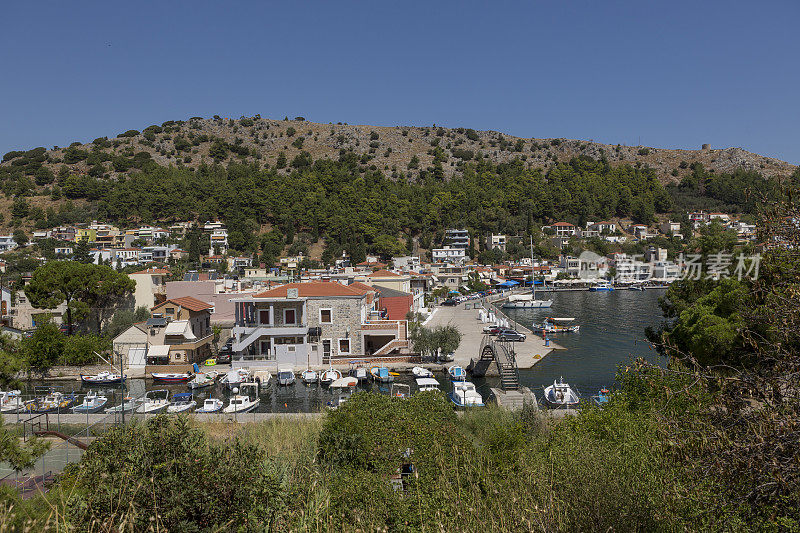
[322,340,331,363]
[260,340,272,360]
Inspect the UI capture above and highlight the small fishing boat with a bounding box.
[105,396,137,414]
[591,387,611,407]
[0,390,23,413]
[412,366,433,378]
[391,383,411,398]
[167,392,197,413]
[151,372,193,383]
[320,368,342,386]
[26,392,77,413]
[551,317,575,323]
[80,371,126,385]
[196,398,224,413]
[531,319,580,334]
[330,376,358,389]
[73,391,108,413]
[188,365,219,389]
[301,368,319,384]
[223,395,260,413]
[543,378,580,408]
[136,390,170,414]
[369,367,394,383]
[628,285,645,291]
[220,368,251,389]
[416,377,440,392]
[348,364,369,383]
[588,281,614,292]
[448,365,466,381]
[277,368,296,386]
[449,381,484,407]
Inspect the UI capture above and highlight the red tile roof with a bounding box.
[133,267,170,275]
[253,281,366,298]
[367,269,401,278]
[551,222,575,227]
[152,296,213,312]
[348,281,378,294]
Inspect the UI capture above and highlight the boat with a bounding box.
[369,367,394,383]
[502,237,553,309]
[412,366,433,378]
[628,285,645,291]
[151,372,193,383]
[531,319,580,334]
[591,387,611,407]
[330,376,358,389]
[26,391,77,413]
[543,378,580,408]
[196,398,224,413]
[188,371,218,389]
[320,368,342,386]
[167,392,197,413]
[223,382,260,414]
[449,381,484,407]
[588,281,614,292]
[301,369,319,384]
[415,377,440,392]
[391,383,411,398]
[220,368,251,389]
[73,391,108,413]
[80,371,126,385]
[326,391,352,410]
[551,317,575,323]
[105,396,137,414]
[0,390,23,413]
[136,390,170,414]
[277,367,296,386]
[448,365,466,381]
[348,363,369,383]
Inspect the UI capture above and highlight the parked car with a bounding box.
[486,326,513,336]
[441,299,458,306]
[498,330,526,342]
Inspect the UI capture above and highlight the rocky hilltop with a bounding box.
[3,115,795,184]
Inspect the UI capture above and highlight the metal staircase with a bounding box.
[478,336,521,390]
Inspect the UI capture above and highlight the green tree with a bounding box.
[12,229,27,247]
[73,238,92,263]
[24,262,135,335]
[21,320,64,375]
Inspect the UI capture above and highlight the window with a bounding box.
[165,308,174,315]
[319,308,332,324]
[259,309,270,324]
[284,308,296,325]
[338,338,351,355]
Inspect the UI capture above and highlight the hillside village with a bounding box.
[0,208,753,374]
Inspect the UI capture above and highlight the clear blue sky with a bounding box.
[2,1,798,162]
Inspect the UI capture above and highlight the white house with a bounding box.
[431,246,467,264]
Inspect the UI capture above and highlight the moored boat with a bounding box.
[330,376,358,389]
[591,387,611,407]
[167,392,197,413]
[105,396,137,414]
[220,368,251,389]
[543,378,580,408]
[447,365,466,381]
[589,281,614,292]
[136,390,170,414]
[0,390,23,413]
[151,372,193,383]
[369,367,394,383]
[26,391,77,413]
[348,363,369,383]
[188,370,219,389]
[80,371,126,385]
[277,368,296,386]
[73,391,108,413]
[449,381,484,407]
[301,369,319,384]
[321,368,342,386]
[411,366,433,378]
[415,377,440,392]
[196,398,224,413]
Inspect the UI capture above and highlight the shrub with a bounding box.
[117,129,139,138]
[638,147,651,155]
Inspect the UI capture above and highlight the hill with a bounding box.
[2,115,795,186]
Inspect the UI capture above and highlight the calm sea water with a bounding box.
[505,289,668,397]
[26,290,667,411]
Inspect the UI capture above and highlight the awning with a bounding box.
[496,280,519,288]
[164,320,196,340]
[148,344,170,358]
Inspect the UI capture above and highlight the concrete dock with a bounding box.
[426,299,562,370]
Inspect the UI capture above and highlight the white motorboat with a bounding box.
[502,293,553,309]
[330,376,358,389]
[80,371,126,385]
[220,368,251,389]
[448,365,466,381]
[411,366,433,378]
[449,381,484,407]
[348,364,369,383]
[415,377,440,392]
[196,398,224,413]
[105,396,138,414]
[223,395,260,414]
[543,378,580,407]
[0,390,23,413]
[320,368,342,386]
[73,391,108,413]
[301,369,319,384]
[136,390,170,414]
[277,368,296,386]
[167,393,197,413]
[188,371,218,389]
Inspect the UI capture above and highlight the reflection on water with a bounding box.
[506,289,667,397]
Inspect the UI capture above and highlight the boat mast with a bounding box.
[530,236,536,299]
